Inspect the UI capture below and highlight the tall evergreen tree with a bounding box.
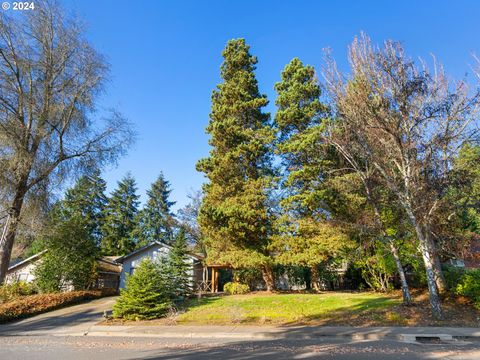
[168,226,191,297]
[196,39,276,290]
[274,58,328,213]
[136,173,176,246]
[61,169,107,245]
[272,58,337,290]
[101,174,140,255]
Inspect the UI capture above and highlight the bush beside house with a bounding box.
[0,281,37,304]
[455,269,480,309]
[34,216,98,293]
[223,282,250,295]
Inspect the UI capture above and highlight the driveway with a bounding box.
[0,296,117,336]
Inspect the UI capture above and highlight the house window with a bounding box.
[129,267,135,275]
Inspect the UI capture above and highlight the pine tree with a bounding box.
[168,227,191,297]
[196,39,276,290]
[136,173,176,246]
[101,174,140,255]
[112,258,174,320]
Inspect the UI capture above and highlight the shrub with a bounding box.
[0,289,114,323]
[113,258,174,320]
[233,268,263,290]
[0,281,37,303]
[443,265,466,290]
[35,216,98,293]
[455,269,480,308]
[224,282,250,295]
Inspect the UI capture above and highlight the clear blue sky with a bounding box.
[63,0,479,210]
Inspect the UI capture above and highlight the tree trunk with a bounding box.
[311,265,321,292]
[433,253,447,294]
[304,268,312,290]
[426,230,447,294]
[417,233,443,319]
[366,191,413,304]
[400,201,443,319]
[261,265,275,292]
[389,240,412,305]
[0,186,27,285]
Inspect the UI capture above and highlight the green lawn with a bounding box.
[176,292,400,325]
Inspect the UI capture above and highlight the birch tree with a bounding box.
[324,34,480,318]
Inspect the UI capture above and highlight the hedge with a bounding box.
[0,288,117,323]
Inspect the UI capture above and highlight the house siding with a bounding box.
[5,261,38,284]
[118,244,199,289]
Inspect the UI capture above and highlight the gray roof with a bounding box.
[115,241,203,263]
[7,250,47,272]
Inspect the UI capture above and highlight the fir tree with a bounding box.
[112,258,174,320]
[274,58,328,213]
[61,169,107,245]
[136,173,176,246]
[196,39,276,290]
[101,174,140,255]
[272,58,339,290]
[168,227,191,297]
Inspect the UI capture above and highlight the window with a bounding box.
[129,267,135,275]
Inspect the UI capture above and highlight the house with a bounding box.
[445,235,480,270]
[5,250,47,284]
[115,241,205,290]
[5,251,121,291]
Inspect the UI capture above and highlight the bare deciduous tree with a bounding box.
[326,122,412,304]
[324,34,480,319]
[0,1,133,283]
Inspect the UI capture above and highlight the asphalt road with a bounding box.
[1,335,480,360]
[1,297,479,359]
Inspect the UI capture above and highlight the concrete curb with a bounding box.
[81,325,480,341]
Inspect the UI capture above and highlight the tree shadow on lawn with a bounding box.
[178,296,222,311]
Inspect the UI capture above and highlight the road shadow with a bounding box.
[121,335,480,360]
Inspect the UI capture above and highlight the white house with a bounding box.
[5,250,121,290]
[5,250,47,284]
[115,241,204,289]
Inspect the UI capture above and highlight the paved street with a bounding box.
[1,335,480,360]
[1,297,479,359]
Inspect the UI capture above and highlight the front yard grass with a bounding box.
[175,292,399,325]
[103,291,480,327]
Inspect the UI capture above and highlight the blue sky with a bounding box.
[62,0,479,210]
